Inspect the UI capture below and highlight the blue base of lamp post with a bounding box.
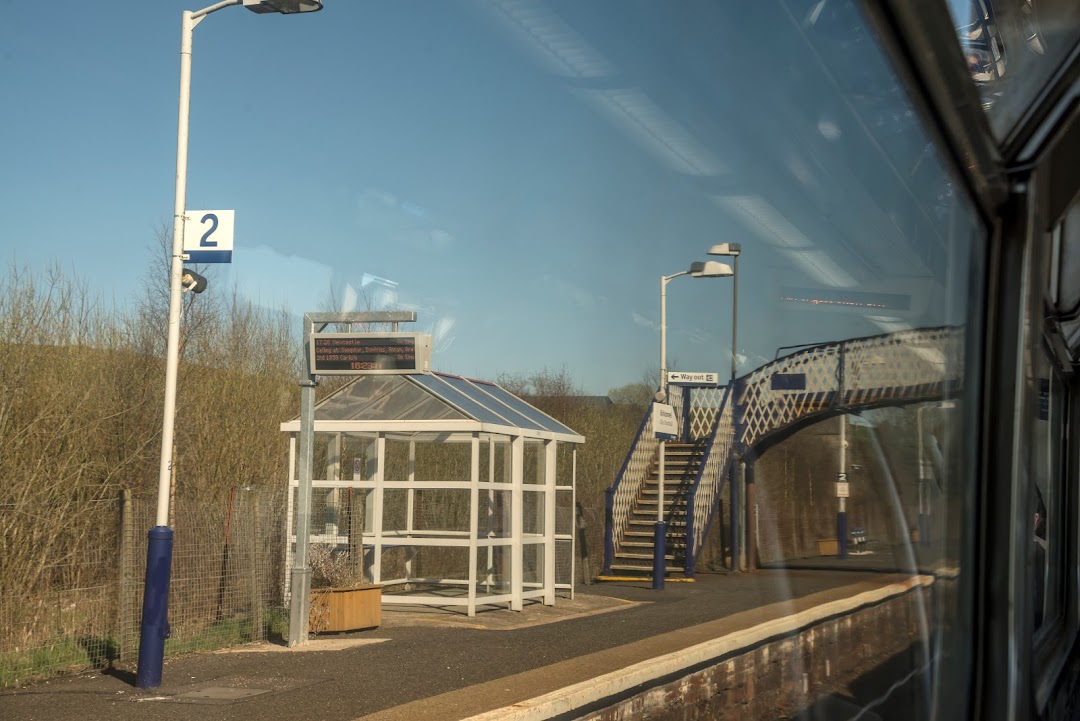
[837,511,848,560]
[918,513,930,546]
[136,526,174,689]
[652,522,666,590]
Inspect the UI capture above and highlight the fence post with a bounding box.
[116,489,133,662]
[250,491,262,642]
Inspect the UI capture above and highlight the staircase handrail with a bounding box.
[603,391,686,573]
[683,384,734,574]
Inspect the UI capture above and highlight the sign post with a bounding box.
[289,312,418,647]
[652,402,677,590]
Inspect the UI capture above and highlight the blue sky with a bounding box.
[0,0,978,393]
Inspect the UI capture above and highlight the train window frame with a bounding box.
[1015,123,1080,713]
[863,3,1080,719]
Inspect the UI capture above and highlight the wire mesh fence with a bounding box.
[0,487,287,687]
[2,481,602,687]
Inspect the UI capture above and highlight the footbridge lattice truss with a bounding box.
[602,326,965,576]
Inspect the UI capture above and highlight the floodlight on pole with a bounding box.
[138,0,323,690]
[654,259,733,590]
[708,243,741,381]
[244,0,323,12]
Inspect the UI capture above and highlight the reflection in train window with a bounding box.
[947,0,1080,136]
[1030,350,1065,633]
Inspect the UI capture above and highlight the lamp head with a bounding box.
[689,260,734,278]
[707,242,741,257]
[181,269,208,294]
[244,0,323,13]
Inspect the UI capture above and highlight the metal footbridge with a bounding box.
[602,326,965,576]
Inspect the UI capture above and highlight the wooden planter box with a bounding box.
[817,538,839,556]
[309,585,382,633]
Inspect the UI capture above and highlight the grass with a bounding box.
[0,636,117,688]
[0,609,290,688]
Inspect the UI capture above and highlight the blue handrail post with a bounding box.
[684,490,696,576]
[838,508,849,560]
[602,487,615,575]
[729,461,740,571]
[652,521,666,589]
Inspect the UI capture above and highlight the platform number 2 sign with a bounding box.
[182,209,234,264]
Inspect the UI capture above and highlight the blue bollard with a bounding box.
[837,511,848,560]
[652,521,666,590]
[136,526,174,688]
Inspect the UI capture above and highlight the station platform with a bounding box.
[0,568,928,721]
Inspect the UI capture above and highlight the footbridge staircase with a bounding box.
[602,326,965,577]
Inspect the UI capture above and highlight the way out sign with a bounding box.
[653,402,678,439]
[182,210,234,263]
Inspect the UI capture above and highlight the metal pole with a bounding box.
[917,405,929,545]
[837,414,848,559]
[730,254,739,381]
[288,316,316,646]
[136,10,195,689]
[745,459,756,571]
[654,274,669,590]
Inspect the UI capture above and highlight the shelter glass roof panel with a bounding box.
[474,384,579,435]
[315,375,467,422]
[408,374,515,426]
[437,375,540,429]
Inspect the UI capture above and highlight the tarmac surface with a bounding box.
[0,566,915,721]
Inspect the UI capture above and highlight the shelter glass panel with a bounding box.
[412,488,472,534]
[410,374,515,425]
[441,376,545,430]
[478,437,513,485]
[316,375,467,422]
[406,546,470,586]
[413,439,473,484]
[523,440,545,486]
[342,433,378,481]
[480,489,513,539]
[476,385,578,436]
[522,544,544,587]
[523,490,545,536]
[475,547,511,593]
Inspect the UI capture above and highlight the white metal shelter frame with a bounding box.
[281,369,583,619]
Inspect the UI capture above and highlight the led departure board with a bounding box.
[310,333,432,375]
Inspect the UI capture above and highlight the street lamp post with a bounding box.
[707,243,741,381]
[707,243,743,569]
[138,0,323,690]
[654,260,732,589]
[838,413,848,559]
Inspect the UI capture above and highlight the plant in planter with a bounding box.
[308,544,381,634]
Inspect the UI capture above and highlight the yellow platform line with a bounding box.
[595,576,696,583]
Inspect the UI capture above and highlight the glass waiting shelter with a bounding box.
[280,372,584,616]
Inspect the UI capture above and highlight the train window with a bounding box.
[1055,201,1080,359]
[1026,189,1079,708]
[266,1,993,716]
[1030,348,1066,634]
[946,0,1080,138]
